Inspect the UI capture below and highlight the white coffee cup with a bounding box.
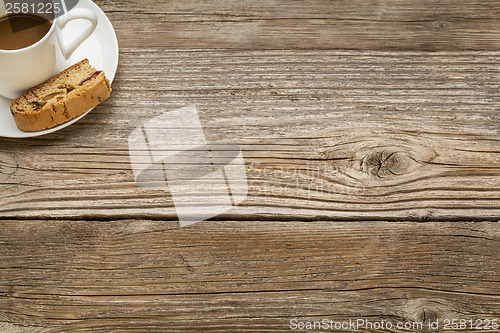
[0,6,97,100]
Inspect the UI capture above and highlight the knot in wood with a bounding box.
[361,149,409,178]
[403,299,452,328]
[433,20,449,29]
[0,153,18,182]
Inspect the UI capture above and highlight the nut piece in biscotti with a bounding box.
[10,59,112,132]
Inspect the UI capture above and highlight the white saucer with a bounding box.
[0,0,119,138]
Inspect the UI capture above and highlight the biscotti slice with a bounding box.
[10,59,112,132]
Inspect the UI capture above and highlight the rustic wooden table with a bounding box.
[1,0,500,332]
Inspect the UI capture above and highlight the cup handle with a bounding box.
[57,9,98,59]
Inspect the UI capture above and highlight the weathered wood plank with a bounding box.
[1,51,499,221]
[0,220,498,332]
[1,1,499,332]
[93,0,500,51]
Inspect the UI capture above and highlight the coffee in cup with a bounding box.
[0,2,98,100]
[0,14,53,50]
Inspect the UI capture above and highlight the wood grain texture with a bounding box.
[1,51,500,221]
[0,220,499,332]
[1,0,499,331]
[97,0,500,51]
